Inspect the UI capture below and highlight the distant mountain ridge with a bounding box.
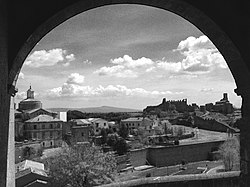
[47,106,141,113]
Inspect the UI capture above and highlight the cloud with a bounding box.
[18,72,24,79]
[24,48,75,68]
[94,55,154,78]
[94,36,227,78]
[15,91,26,100]
[200,88,214,92]
[66,73,85,85]
[176,35,227,73]
[44,73,182,99]
[83,60,92,65]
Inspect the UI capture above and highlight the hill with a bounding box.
[47,106,141,113]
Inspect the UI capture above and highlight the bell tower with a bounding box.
[27,85,34,99]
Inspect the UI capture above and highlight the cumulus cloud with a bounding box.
[18,72,24,79]
[66,73,85,85]
[176,35,227,73]
[94,35,228,78]
[44,73,182,99]
[24,48,75,68]
[15,91,26,100]
[94,55,154,78]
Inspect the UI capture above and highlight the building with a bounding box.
[121,117,154,136]
[15,160,49,187]
[64,119,90,144]
[88,118,109,135]
[15,86,58,140]
[204,93,234,114]
[24,115,63,148]
[143,98,194,113]
[18,86,42,111]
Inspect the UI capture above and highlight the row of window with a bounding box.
[31,131,62,140]
[24,123,61,130]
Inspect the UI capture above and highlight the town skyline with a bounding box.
[16,4,241,109]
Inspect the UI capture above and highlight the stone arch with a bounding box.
[4,0,250,186]
[8,0,249,91]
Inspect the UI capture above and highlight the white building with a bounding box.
[88,118,109,135]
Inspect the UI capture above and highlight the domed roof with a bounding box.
[18,86,42,111]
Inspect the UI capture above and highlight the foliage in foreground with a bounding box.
[219,136,240,171]
[43,145,117,187]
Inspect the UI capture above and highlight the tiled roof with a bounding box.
[16,160,45,173]
[121,117,144,122]
[71,119,91,125]
[25,114,62,123]
[121,117,153,122]
[88,118,106,122]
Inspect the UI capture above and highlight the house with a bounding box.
[88,118,109,135]
[121,117,154,136]
[24,114,63,148]
[15,160,49,187]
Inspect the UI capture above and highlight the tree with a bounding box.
[219,137,240,171]
[107,133,119,147]
[100,128,108,144]
[113,138,129,155]
[118,124,129,139]
[43,144,117,187]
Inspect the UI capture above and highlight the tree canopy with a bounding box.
[43,145,117,186]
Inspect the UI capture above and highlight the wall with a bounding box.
[194,116,235,133]
[130,148,147,167]
[147,140,224,167]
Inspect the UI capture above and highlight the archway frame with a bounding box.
[6,0,250,185]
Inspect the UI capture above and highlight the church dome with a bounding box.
[18,86,42,111]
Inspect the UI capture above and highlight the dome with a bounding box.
[18,86,42,111]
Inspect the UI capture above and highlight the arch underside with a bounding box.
[8,0,250,91]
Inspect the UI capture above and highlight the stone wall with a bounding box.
[130,148,148,167]
[147,140,224,167]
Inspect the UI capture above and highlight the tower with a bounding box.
[27,85,34,99]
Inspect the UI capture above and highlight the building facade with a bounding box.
[24,115,63,148]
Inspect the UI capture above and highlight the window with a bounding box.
[50,141,53,146]
[42,142,45,147]
[57,123,61,128]
[50,124,53,129]
[82,132,84,137]
[42,124,45,129]
[50,131,53,138]
[104,123,106,126]
[33,125,37,130]
[42,132,45,139]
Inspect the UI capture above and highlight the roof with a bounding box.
[23,108,56,114]
[20,98,41,103]
[121,117,153,122]
[88,118,107,122]
[121,117,144,122]
[16,160,45,172]
[25,114,62,123]
[71,119,91,125]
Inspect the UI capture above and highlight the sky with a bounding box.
[16,4,241,109]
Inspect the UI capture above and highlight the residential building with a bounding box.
[88,118,109,135]
[121,117,154,136]
[24,114,63,148]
